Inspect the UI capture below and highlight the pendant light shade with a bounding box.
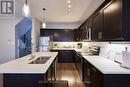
[42,8,46,28]
[42,22,46,28]
[22,0,30,17]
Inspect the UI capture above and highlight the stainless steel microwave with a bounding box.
[83,28,92,42]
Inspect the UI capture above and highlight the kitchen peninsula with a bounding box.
[0,52,58,87]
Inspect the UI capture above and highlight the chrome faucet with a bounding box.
[28,43,36,61]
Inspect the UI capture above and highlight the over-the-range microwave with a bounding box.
[83,28,92,42]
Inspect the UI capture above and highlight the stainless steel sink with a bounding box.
[29,56,51,64]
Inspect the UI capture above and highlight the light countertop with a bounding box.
[0,52,58,74]
[74,49,130,74]
[51,48,82,51]
[83,56,130,74]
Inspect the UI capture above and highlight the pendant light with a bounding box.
[22,0,30,17]
[42,8,46,28]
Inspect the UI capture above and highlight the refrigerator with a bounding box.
[39,36,53,52]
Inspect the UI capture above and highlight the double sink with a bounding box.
[29,56,51,64]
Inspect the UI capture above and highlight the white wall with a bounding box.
[0,17,23,64]
[32,18,41,52]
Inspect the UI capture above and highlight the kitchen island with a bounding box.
[0,52,58,87]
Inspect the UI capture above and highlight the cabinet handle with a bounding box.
[87,69,90,76]
[92,67,97,72]
[38,80,44,84]
[98,32,102,39]
[84,81,91,84]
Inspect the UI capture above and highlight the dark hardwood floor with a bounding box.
[56,63,85,87]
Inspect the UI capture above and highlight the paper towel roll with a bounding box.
[122,51,130,68]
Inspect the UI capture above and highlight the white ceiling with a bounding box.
[15,0,105,28]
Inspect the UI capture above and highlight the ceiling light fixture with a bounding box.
[67,0,72,13]
[67,0,71,4]
[42,8,46,28]
[22,0,30,17]
[68,4,71,8]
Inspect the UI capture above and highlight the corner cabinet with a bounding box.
[51,50,75,63]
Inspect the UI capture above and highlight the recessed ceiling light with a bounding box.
[68,4,71,8]
[67,0,71,4]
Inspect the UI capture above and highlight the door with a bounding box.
[15,18,32,58]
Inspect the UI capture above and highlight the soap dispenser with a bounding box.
[121,47,130,69]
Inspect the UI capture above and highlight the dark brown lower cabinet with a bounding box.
[75,52,83,80]
[3,58,57,87]
[83,59,103,87]
[91,66,103,87]
[83,58,130,87]
[83,59,91,87]
[51,50,75,63]
[3,74,46,87]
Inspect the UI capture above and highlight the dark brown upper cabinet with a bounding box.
[74,28,82,41]
[79,22,86,40]
[102,0,122,40]
[40,29,74,42]
[92,11,103,41]
[79,17,92,40]
[102,0,130,41]
[78,0,130,41]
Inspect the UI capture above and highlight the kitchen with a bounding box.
[0,0,130,87]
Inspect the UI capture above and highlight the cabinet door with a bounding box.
[74,29,80,41]
[40,29,74,42]
[82,22,87,39]
[87,17,92,29]
[83,59,91,87]
[92,11,102,41]
[53,30,74,42]
[91,67,103,87]
[3,74,45,87]
[75,53,83,80]
[103,0,122,40]
[58,50,74,63]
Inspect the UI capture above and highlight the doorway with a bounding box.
[15,17,32,58]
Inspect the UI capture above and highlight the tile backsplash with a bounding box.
[53,42,83,49]
[82,42,130,63]
[53,41,130,63]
